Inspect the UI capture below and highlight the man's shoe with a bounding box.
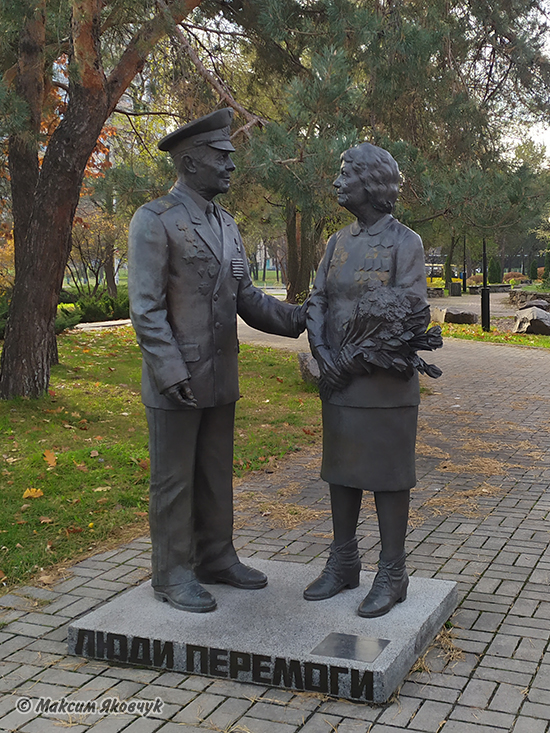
[357,553,408,618]
[153,579,217,613]
[196,562,268,589]
[304,538,361,601]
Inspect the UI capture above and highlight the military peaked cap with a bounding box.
[158,108,235,155]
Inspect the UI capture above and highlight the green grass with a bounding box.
[0,327,321,588]
[439,322,550,348]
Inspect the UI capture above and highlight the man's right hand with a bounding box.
[163,380,197,408]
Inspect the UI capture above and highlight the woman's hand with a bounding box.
[315,346,349,391]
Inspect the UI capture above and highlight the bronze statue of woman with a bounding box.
[304,142,441,618]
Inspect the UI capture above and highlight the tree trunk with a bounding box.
[444,236,457,288]
[104,241,118,298]
[285,202,300,302]
[0,90,109,399]
[286,203,324,302]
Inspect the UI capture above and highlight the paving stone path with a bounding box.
[1,337,550,733]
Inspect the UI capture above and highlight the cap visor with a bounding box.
[208,141,236,152]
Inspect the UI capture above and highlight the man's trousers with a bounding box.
[145,403,239,588]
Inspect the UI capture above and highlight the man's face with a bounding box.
[186,147,236,200]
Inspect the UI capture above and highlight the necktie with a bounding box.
[206,202,221,240]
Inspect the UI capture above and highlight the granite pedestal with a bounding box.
[68,559,457,703]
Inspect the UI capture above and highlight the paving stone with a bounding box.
[114,718,164,733]
[448,705,515,728]
[377,696,421,727]
[170,692,223,724]
[488,682,527,714]
[458,678,497,707]
[203,696,252,728]
[297,712,342,733]
[231,716,297,733]
[511,717,548,733]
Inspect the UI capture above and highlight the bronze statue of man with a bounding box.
[128,108,305,613]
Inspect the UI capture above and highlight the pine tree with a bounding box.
[488,257,502,284]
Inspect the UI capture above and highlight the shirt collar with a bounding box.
[351,213,393,237]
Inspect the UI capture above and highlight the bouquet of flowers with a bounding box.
[336,286,443,380]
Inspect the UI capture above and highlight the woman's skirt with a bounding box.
[321,402,418,492]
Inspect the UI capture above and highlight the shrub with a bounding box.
[427,277,445,288]
[58,289,80,304]
[538,266,546,280]
[55,306,82,334]
[77,293,130,323]
[467,274,484,285]
[503,271,529,283]
[488,258,501,284]
[529,261,539,281]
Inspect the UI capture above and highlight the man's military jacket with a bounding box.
[128,182,302,410]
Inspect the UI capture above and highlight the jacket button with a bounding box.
[215,322,221,329]
[217,349,222,355]
[232,293,236,300]
[213,294,219,301]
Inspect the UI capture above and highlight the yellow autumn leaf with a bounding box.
[43,449,57,467]
[22,488,44,499]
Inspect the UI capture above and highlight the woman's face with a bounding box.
[333,157,369,216]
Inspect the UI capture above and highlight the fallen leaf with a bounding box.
[43,449,57,467]
[15,543,23,549]
[73,460,88,472]
[94,436,103,441]
[134,511,148,518]
[96,497,109,504]
[90,450,99,458]
[20,504,31,511]
[0,570,6,581]
[40,517,53,524]
[5,457,19,464]
[22,488,44,499]
[46,541,54,552]
[62,423,75,430]
[65,526,83,535]
[38,574,54,584]
[48,389,56,397]
[93,486,111,492]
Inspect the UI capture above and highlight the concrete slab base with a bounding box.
[68,559,457,703]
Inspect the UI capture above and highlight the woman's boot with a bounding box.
[357,551,408,617]
[303,537,361,600]
[304,484,362,601]
[357,489,409,618]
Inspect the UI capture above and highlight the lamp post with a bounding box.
[481,237,490,331]
[462,235,467,293]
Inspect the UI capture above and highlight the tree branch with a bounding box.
[156,0,268,133]
[105,0,203,113]
[71,0,106,92]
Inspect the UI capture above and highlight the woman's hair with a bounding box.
[343,143,401,213]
